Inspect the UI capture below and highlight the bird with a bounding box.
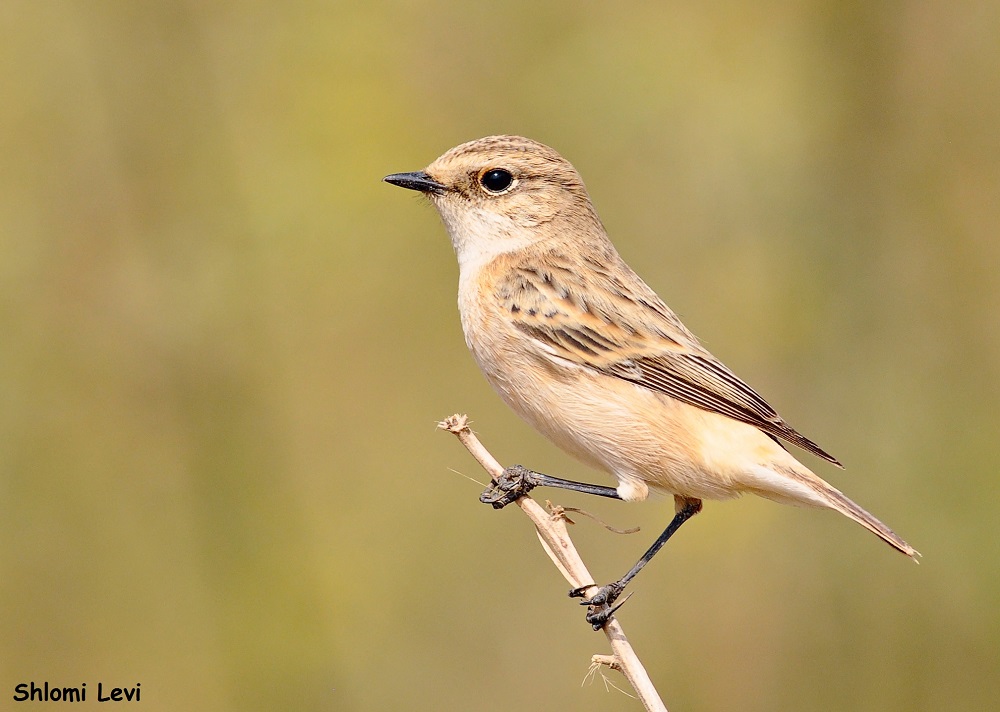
[384,135,917,629]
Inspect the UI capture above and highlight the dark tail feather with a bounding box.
[780,464,919,559]
[810,477,919,559]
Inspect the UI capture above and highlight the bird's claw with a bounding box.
[479,464,540,509]
[568,582,627,630]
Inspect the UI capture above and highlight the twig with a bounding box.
[546,501,642,534]
[438,414,668,712]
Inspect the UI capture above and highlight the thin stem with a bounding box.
[438,414,668,712]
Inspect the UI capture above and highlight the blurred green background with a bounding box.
[2,2,997,710]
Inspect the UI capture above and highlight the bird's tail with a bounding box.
[789,465,919,559]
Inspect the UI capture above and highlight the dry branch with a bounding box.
[438,413,667,712]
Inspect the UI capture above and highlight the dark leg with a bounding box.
[480,464,622,509]
[570,497,702,630]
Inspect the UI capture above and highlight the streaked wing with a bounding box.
[497,253,843,467]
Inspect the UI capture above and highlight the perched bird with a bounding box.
[385,135,917,629]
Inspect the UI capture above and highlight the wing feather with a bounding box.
[497,252,843,467]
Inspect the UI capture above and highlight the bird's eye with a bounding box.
[480,168,514,193]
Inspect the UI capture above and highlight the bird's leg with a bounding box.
[479,464,622,509]
[570,497,702,630]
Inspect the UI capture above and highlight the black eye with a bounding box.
[480,168,514,193]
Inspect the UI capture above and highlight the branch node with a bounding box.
[591,654,623,672]
[437,413,469,433]
[545,500,576,525]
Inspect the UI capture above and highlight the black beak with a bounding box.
[383,171,447,195]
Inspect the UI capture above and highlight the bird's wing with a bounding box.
[496,256,843,467]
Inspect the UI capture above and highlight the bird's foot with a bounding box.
[569,581,627,630]
[479,464,541,509]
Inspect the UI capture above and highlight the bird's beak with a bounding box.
[383,171,447,195]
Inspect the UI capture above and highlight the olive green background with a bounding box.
[2,2,997,711]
